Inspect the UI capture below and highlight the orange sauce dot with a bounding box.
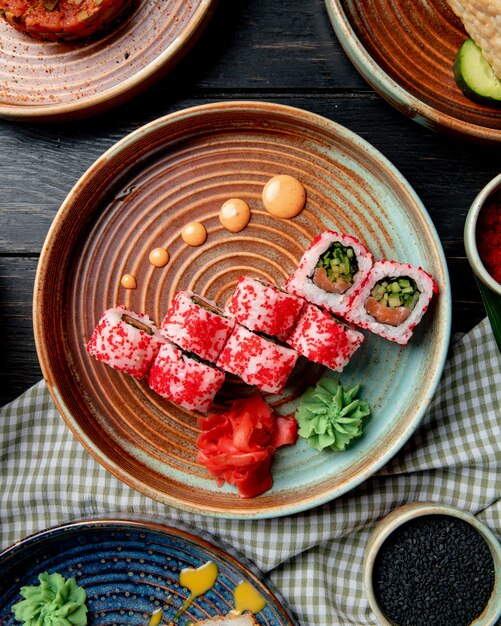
[182,222,207,246]
[120,274,137,289]
[219,198,251,232]
[262,174,306,218]
[149,247,170,267]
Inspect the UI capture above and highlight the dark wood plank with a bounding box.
[1,95,499,252]
[0,257,42,404]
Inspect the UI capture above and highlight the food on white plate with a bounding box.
[160,291,235,363]
[225,275,305,342]
[216,324,299,395]
[345,261,439,345]
[446,0,501,80]
[0,0,130,41]
[86,305,163,380]
[286,230,374,318]
[286,302,364,371]
[148,341,225,413]
[454,38,501,104]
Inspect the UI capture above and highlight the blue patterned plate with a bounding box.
[0,518,295,625]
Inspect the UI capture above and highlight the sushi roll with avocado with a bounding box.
[86,305,164,380]
[216,324,298,395]
[287,303,364,372]
[346,261,439,345]
[225,275,305,342]
[148,341,225,413]
[160,291,235,363]
[285,231,373,318]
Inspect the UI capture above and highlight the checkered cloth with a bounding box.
[1,318,500,625]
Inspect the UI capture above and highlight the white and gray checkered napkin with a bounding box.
[1,317,500,625]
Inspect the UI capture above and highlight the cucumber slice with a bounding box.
[454,38,501,105]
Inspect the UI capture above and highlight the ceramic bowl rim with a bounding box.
[363,501,501,626]
[464,173,501,296]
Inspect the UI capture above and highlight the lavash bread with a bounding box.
[446,0,501,78]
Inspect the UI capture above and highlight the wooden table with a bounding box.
[1,0,499,406]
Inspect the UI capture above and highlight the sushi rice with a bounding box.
[346,260,439,345]
[285,231,374,318]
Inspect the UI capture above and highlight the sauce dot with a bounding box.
[262,174,306,218]
[149,247,170,268]
[182,222,207,246]
[219,198,251,232]
[120,274,137,289]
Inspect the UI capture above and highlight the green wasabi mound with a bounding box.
[11,571,88,626]
[295,377,370,451]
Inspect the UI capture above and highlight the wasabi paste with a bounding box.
[295,376,370,451]
[11,571,87,626]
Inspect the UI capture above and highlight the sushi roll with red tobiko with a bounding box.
[225,275,305,342]
[287,303,364,372]
[0,0,130,41]
[286,231,373,318]
[148,341,225,413]
[86,306,163,380]
[216,324,298,395]
[346,261,439,345]
[160,291,235,363]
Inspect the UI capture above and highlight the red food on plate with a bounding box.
[216,324,298,394]
[225,275,305,342]
[160,291,235,363]
[148,341,225,414]
[196,392,298,498]
[86,305,163,380]
[476,192,501,285]
[0,0,130,41]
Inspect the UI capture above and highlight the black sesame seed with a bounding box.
[372,515,495,626]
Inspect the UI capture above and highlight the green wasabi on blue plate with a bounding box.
[11,571,87,626]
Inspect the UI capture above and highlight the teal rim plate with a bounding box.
[33,101,452,518]
[324,0,501,142]
[0,518,296,624]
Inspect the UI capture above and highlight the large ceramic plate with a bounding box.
[0,518,295,624]
[324,0,501,142]
[33,101,451,518]
[0,0,216,121]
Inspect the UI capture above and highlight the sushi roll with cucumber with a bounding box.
[160,291,235,363]
[225,275,305,341]
[286,303,364,372]
[346,261,439,345]
[216,324,298,394]
[148,341,225,413]
[86,305,164,380]
[285,231,373,318]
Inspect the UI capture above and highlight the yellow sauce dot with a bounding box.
[219,198,251,232]
[149,247,170,268]
[262,174,306,218]
[148,608,162,626]
[233,581,267,615]
[182,221,207,246]
[120,274,137,289]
